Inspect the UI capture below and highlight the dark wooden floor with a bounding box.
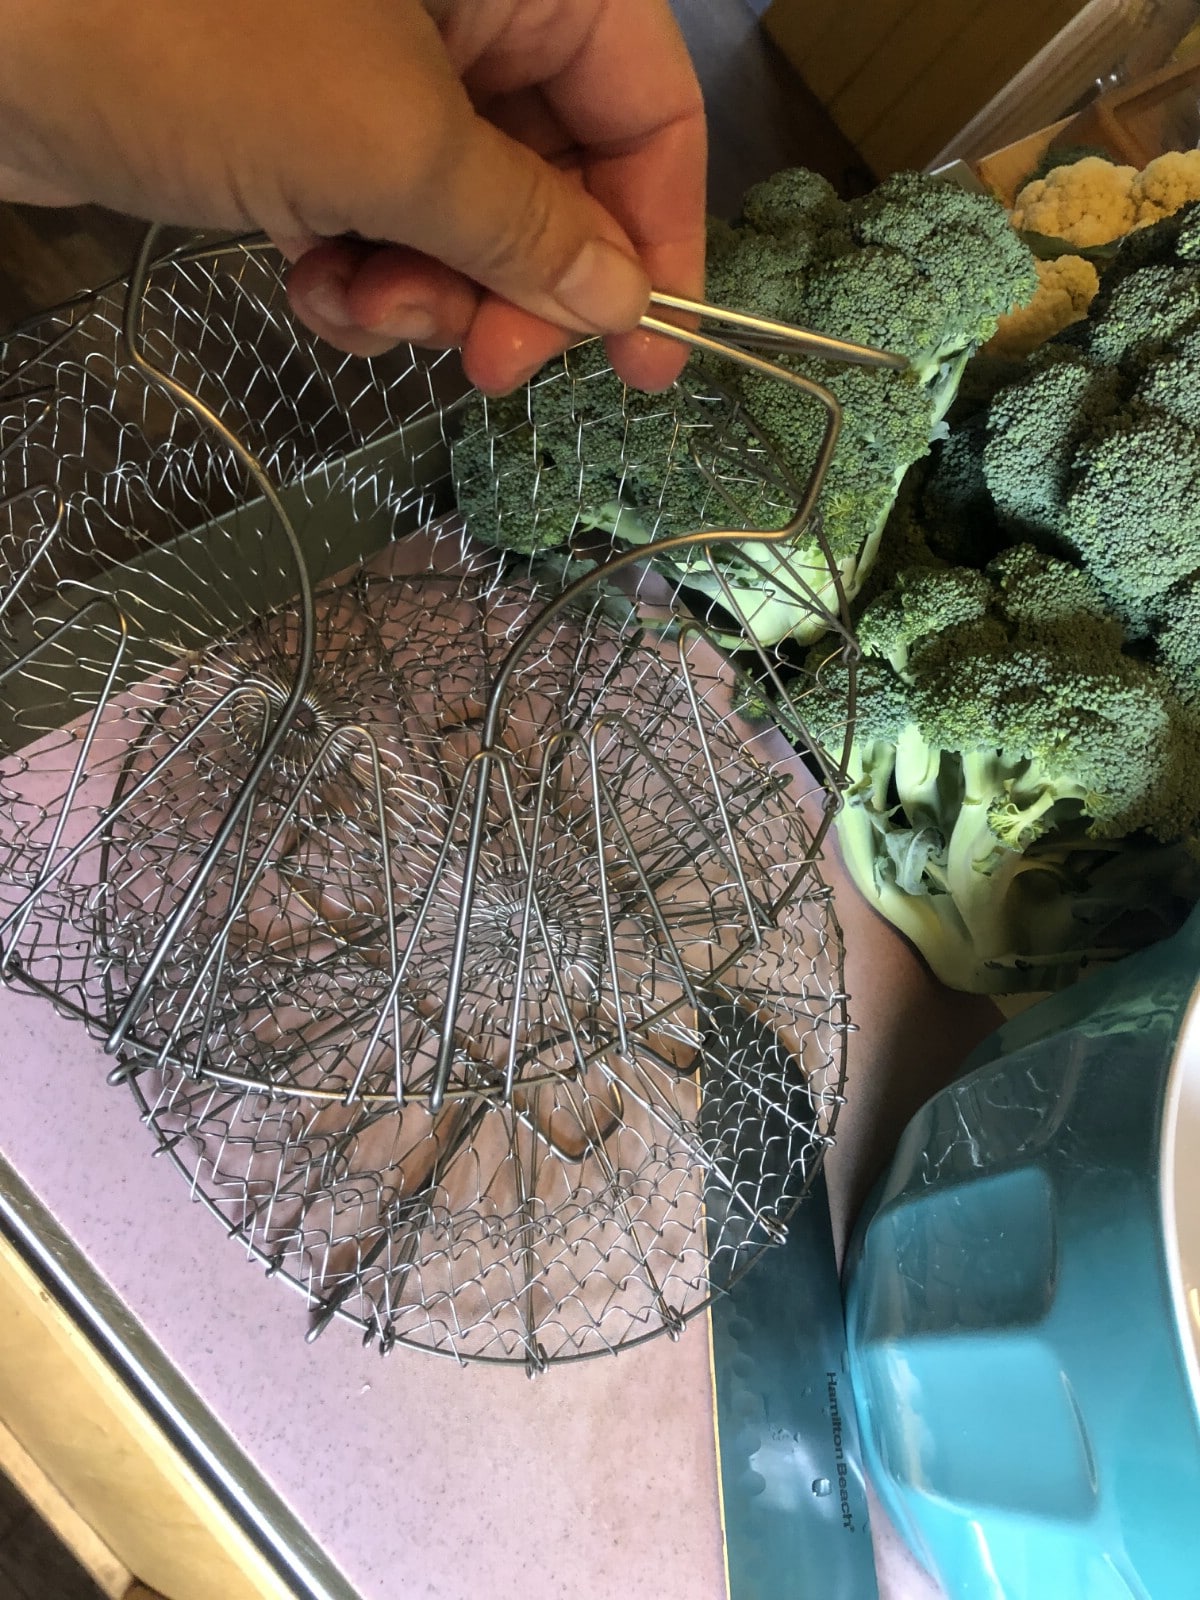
[0,1470,105,1600]
[0,2,856,1594]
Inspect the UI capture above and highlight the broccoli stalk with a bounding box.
[833,739,1042,992]
[833,743,1198,991]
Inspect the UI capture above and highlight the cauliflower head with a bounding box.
[1011,155,1138,246]
[986,253,1100,357]
[1133,148,1200,226]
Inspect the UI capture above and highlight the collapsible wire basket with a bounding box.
[0,232,864,1365]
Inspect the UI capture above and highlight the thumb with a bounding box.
[382,106,654,338]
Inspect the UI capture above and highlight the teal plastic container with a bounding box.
[844,912,1200,1599]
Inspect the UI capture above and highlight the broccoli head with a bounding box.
[796,547,1200,992]
[451,165,1038,647]
[847,170,1040,381]
[911,206,1200,634]
[1059,401,1200,629]
[982,350,1122,544]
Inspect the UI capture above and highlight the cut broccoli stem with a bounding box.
[892,725,944,826]
[927,345,976,428]
[833,784,1001,991]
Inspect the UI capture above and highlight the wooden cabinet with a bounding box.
[0,1233,297,1600]
[763,0,1125,172]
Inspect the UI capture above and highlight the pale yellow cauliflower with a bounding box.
[1132,148,1200,225]
[986,254,1100,358]
[1011,155,1138,246]
[1001,147,1200,356]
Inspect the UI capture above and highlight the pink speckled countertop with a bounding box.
[0,828,997,1600]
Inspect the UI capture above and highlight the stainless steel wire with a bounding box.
[0,232,877,1363]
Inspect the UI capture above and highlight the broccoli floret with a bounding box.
[740,167,846,242]
[1059,402,1200,629]
[451,165,1038,647]
[1153,577,1200,707]
[798,550,1200,992]
[733,357,931,550]
[847,171,1040,384]
[986,541,1125,651]
[1130,330,1200,429]
[799,249,949,378]
[945,210,1200,633]
[712,171,850,312]
[856,563,993,674]
[1082,260,1200,369]
[450,342,626,555]
[982,350,1122,544]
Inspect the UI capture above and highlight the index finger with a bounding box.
[540,0,706,259]
[460,0,707,391]
[546,0,708,388]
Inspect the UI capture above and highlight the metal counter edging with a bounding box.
[0,1151,361,1600]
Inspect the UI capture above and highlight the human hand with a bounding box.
[0,0,707,392]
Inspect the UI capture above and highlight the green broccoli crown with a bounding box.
[985,542,1124,647]
[854,551,1194,841]
[706,170,1038,591]
[732,359,933,560]
[800,248,947,359]
[704,171,848,321]
[1130,329,1200,429]
[711,169,1037,381]
[804,646,912,756]
[847,171,1039,355]
[1058,403,1200,627]
[449,342,634,554]
[620,377,791,540]
[452,166,1037,646]
[450,387,584,556]
[792,206,1200,995]
[1082,260,1200,369]
[1153,575,1200,702]
[959,212,1200,629]
[916,639,1177,840]
[739,167,845,241]
[856,563,993,673]
[982,349,1122,542]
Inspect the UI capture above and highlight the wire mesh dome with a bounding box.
[0,234,856,1364]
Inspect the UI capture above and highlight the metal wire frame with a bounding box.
[0,229,873,1361]
[114,238,890,1110]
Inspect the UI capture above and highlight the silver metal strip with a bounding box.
[0,1151,361,1600]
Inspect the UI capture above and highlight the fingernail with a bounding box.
[553,240,649,332]
[368,305,438,343]
[302,281,354,330]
